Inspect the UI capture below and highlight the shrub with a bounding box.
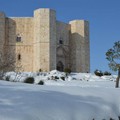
[24,77,34,84]
[72,78,77,80]
[51,76,55,80]
[39,69,42,72]
[38,80,44,85]
[64,68,71,77]
[104,71,111,76]
[94,69,103,77]
[51,76,58,81]
[47,77,50,80]
[64,68,71,74]
[55,76,59,79]
[61,76,65,81]
[110,118,114,120]
[37,72,40,76]
[6,76,10,81]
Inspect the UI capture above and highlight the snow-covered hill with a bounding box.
[0,70,120,120]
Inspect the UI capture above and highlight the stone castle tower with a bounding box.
[0,8,90,72]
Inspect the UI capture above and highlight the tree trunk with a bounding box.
[115,67,120,88]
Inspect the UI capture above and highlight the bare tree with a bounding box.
[0,51,15,79]
[13,61,24,81]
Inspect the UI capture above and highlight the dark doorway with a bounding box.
[57,61,64,72]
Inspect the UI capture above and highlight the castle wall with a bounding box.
[84,21,90,72]
[8,17,34,71]
[56,21,70,70]
[49,9,57,71]
[0,8,90,72]
[34,9,56,72]
[69,20,90,72]
[0,12,5,53]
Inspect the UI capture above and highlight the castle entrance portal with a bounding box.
[57,61,64,72]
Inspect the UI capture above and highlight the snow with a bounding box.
[0,70,120,120]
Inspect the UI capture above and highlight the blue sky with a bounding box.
[0,0,120,74]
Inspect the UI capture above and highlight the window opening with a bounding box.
[16,36,21,42]
[59,37,63,44]
[16,34,22,42]
[18,54,21,61]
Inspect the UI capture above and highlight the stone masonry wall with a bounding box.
[69,20,90,72]
[0,8,90,72]
[8,17,34,71]
[56,21,70,70]
[84,21,90,72]
[33,9,56,72]
[0,12,5,53]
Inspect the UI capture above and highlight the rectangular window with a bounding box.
[59,40,63,44]
[16,36,21,42]
[18,54,21,61]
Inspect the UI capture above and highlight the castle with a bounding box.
[0,8,90,72]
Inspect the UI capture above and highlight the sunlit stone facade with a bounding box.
[0,8,90,72]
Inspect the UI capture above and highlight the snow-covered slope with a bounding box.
[0,71,120,120]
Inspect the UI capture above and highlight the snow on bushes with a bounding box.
[1,70,117,85]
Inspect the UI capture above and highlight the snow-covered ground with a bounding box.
[0,70,120,120]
